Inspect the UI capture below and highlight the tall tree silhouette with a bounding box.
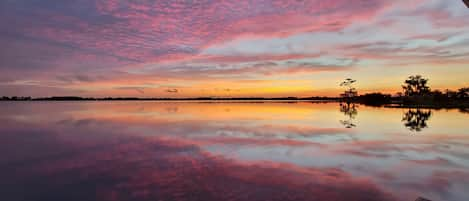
[340,78,357,103]
[402,75,430,96]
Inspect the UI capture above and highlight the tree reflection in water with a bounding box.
[339,103,358,128]
[402,109,432,132]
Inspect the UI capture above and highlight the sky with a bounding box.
[0,0,468,98]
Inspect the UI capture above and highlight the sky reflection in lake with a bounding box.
[1,102,468,201]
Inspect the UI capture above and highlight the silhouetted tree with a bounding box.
[340,78,357,102]
[402,75,430,96]
[430,90,448,102]
[402,109,432,132]
[445,89,458,98]
[457,87,469,99]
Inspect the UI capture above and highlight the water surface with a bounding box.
[1,101,468,201]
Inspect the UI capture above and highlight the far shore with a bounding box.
[1,96,469,110]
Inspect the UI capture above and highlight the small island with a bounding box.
[339,75,469,109]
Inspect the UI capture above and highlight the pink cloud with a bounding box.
[1,0,468,96]
[6,0,394,67]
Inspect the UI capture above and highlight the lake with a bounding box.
[1,101,468,201]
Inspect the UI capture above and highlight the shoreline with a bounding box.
[1,99,468,109]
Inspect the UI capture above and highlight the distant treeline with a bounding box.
[0,96,339,101]
[3,75,468,109]
[341,75,469,108]
[351,91,469,108]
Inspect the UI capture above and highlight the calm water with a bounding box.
[1,101,468,201]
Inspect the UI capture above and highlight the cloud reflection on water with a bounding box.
[0,102,468,201]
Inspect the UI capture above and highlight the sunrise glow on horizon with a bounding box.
[1,0,468,98]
